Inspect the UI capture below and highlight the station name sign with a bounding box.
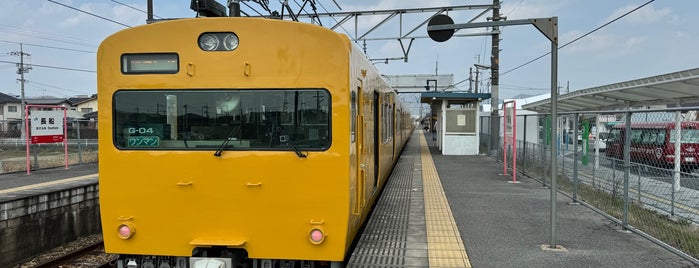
[30,110,65,144]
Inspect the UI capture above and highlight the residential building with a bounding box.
[0,92,22,133]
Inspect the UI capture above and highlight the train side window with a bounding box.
[630,129,643,144]
[684,129,699,143]
[654,130,666,145]
[351,91,357,143]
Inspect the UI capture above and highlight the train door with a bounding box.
[393,106,398,161]
[353,80,366,216]
[373,92,380,193]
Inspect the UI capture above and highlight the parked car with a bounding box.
[592,132,609,151]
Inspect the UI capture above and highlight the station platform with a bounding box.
[0,162,98,202]
[347,130,694,267]
[1,131,695,267]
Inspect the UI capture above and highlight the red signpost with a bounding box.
[25,105,68,175]
[503,100,517,183]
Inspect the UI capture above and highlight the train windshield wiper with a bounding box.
[272,125,307,158]
[214,126,240,157]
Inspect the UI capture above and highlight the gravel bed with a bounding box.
[13,234,117,268]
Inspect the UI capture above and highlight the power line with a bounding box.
[292,0,320,25]
[501,0,656,77]
[0,24,98,47]
[499,83,549,91]
[47,0,132,28]
[0,40,95,53]
[316,0,352,37]
[0,60,94,73]
[241,1,268,17]
[26,80,91,95]
[110,0,163,19]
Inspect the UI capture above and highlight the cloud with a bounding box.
[673,31,692,39]
[502,0,564,19]
[562,30,647,59]
[607,4,671,25]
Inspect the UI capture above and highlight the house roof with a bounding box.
[67,97,91,105]
[25,98,71,106]
[71,95,98,105]
[83,111,98,119]
[0,92,21,104]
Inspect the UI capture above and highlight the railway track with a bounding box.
[32,240,115,268]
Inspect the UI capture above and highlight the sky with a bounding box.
[1,0,697,108]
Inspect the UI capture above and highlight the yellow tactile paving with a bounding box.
[0,173,98,195]
[420,131,472,267]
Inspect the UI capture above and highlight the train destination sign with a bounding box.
[122,53,179,74]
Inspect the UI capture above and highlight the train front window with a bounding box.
[113,89,330,151]
[670,129,699,144]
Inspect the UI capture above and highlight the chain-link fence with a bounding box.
[481,107,699,263]
[0,119,98,174]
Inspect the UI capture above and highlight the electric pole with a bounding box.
[490,0,501,156]
[10,44,31,139]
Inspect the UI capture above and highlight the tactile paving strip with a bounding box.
[347,130,471,267]
[347,132,427,267]
[419,133,471,268]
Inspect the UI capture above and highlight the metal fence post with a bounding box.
[572,113,579,203]
[76,119,83,165]
[32,144,38,170]
[636,164,642,203]
[623,110,631,230]
[541,133,547,186]
[523,115,528,176]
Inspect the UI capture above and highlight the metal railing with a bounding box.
[0,119,98,174]
[480,107,699,264]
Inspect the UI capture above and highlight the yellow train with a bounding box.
[97,13,412,268]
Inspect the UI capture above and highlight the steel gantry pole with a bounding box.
[428,15,560,250]
[547,20,559,248]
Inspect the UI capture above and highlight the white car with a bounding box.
[592,132,609,151]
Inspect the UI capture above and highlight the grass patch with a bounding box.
[555,172,699,259]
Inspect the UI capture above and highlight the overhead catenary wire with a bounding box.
[48,0,132,28]
[500,0,656,77]
[110,0,163,19]
[240,1,267,16]
[311,1,352,39]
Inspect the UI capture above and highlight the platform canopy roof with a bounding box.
[522,68,699,113]
[420,92,491,105]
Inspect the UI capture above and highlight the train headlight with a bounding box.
[223,33,239,50]
[198,34,220,51]
[198,32,239,51]
[309,228,325,245]
[117,223,135,239]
